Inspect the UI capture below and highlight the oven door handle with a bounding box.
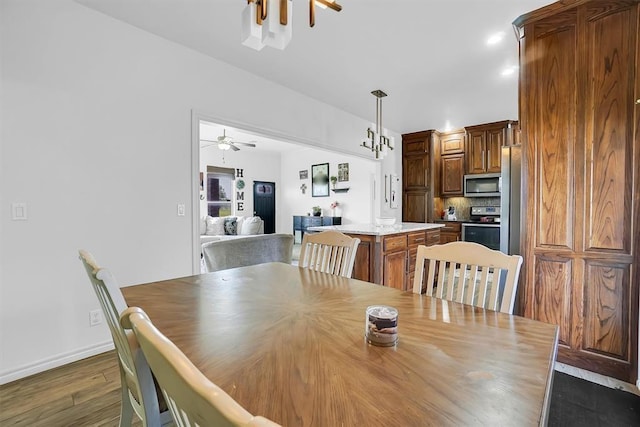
[462,223,501,228]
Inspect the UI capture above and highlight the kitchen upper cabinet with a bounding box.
[515,0,639,383]
[402,130,435,222]
[466,120,517,174]
[441,153,464,196]
[440,130,464,155]
[438,130,465,196]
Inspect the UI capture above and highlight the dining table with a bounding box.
[122,262,559,426]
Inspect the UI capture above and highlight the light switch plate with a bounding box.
[12,202,27,220]
[177,203,186,216]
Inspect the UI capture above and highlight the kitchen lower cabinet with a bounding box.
[438,222,461,244]
[348,228,441,290]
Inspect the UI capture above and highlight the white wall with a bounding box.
[279,148,378,233]
[0,0,402,383]
[199,141,282,222]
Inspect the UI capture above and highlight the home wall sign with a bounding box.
[236,168,245,211]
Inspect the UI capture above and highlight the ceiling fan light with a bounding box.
[241,2,266,51]
[218,142,232,151]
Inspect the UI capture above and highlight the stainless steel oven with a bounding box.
[461,223,501,251]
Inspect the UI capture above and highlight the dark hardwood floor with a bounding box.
[0,351,137,427]
[549,372,640,426]
[1,351,639,426]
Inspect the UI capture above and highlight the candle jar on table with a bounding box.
[365,305,398,346]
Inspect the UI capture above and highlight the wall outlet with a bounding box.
[89,309,103,327]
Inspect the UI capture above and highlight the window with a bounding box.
[206,166,234,217]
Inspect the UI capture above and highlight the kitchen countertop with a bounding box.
[307,222,444,236]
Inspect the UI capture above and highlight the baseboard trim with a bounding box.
[555,362,640,396]
[0,341,114,385]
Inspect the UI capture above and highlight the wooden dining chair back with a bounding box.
[412,241,523,314]
[298,230,360,277]
[120,307,281,427]
[79,250,169,427]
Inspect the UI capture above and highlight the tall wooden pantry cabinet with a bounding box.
[402,131,435,223]
[515,0,640,382]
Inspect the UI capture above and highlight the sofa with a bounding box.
[201,233,294,273]
[200,215,264,246]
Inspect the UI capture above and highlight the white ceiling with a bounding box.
[77,0,552,137]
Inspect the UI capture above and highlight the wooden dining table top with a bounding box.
[122,262,559,426]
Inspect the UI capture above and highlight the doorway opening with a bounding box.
[191,112,379,274]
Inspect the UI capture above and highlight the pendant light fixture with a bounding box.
[241,0,342,51]
[361,90,394,160]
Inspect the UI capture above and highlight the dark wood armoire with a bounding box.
[515,0,640,382]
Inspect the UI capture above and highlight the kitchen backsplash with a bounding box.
[441,197,500,221]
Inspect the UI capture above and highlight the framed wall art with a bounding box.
[311,163,329,197]
[338,163,349,182]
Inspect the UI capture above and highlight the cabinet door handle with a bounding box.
[384,174,388,203]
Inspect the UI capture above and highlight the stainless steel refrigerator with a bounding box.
[500,145,521,255]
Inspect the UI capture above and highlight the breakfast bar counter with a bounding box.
[308,222,444,289]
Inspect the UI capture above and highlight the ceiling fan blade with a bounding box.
[233,141,257,147]
[230,144,241,151]
[200,140,216,148]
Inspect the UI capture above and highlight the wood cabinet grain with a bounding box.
[437,130,466,196]
[348,229,440,290]
[440,130,464,155]
[438,221,461,244]
[441,153,465,196]
[515,0,640,383]
[402,131,435,222]
[465,120,517,174]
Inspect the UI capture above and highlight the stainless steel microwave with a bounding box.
[463,173,501,197]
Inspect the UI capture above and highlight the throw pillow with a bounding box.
[235,216,246,234]
[205,216,225,236]
[240,216,262,235]
[224,217,237,235]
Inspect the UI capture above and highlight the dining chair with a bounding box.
[412,241,523,314]
[298,230,360,278]
[202,234,294,272]
[78,250,171,427]
[120,306,281,427]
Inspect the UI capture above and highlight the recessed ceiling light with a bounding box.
[487,32,505,45]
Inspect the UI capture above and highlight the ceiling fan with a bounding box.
[200,129,256,151]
